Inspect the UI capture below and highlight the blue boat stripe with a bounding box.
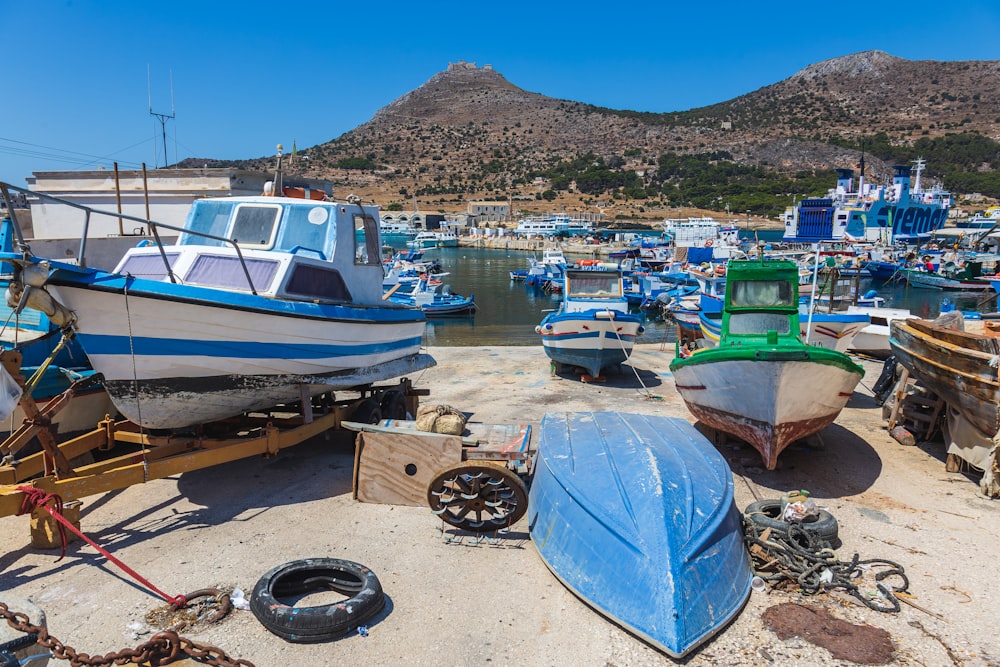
[77,333,422,358]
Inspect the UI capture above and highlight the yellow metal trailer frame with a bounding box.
[0,379,426,519]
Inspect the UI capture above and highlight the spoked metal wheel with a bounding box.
[426,463,528,532]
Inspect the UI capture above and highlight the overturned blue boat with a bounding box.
[528,412,752,658]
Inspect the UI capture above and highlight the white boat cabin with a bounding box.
[112,196,388,306]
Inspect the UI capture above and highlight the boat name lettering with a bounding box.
[874,205,944,236]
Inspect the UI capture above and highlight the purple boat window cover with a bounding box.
[186,254,280,291]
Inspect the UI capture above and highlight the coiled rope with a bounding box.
[743,516,909,613]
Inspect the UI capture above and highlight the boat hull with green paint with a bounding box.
[670,259,864,469]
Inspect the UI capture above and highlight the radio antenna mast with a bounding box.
[148,65,175,168]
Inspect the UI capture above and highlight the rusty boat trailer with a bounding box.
[0,376,428,520]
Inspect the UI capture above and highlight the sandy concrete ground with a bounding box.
[1,344,998,667]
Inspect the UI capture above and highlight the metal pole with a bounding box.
[142,163,151,235]
[805,243,820,343]
[113,162,124,235]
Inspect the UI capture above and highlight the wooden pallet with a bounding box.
[888,368,946,441]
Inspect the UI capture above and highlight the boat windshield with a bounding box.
[179,200,236,246]
[729,280,794,308]
[569,273,621,297]
[728,313,791,335]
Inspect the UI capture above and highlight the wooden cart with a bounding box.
[344,419,532,533]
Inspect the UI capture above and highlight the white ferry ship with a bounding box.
[783,158,950,244]
[516,215,595,237]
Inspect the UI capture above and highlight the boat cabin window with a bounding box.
[568,273,621,297]
[275,205,333,259]
[729,280,794,308]
[179,201,235,246]
[117,252,181,280]
[728,313,791,335]
[354,213,381,267]
[284,264,351,302]
[229,204,281,249]
[183,254,280,292]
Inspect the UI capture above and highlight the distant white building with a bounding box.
[467,201,509,223]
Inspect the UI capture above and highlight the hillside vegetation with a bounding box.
[179,53,1000,220]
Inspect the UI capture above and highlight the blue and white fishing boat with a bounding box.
[536,269,644,378]
[528,411,753,658]
[388,280,476,315]
[783,158,950,244]
[0,183,434,430]
[0,219,118,444]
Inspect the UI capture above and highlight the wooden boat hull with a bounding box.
[889,318,1000,436]
[528,412,752,658]
[670,351,862,469]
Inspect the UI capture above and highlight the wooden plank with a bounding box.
[887,369,909,430]
[355,432,463,507]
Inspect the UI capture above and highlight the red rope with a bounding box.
[16,486,187,607]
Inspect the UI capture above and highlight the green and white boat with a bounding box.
[669,259,864,469]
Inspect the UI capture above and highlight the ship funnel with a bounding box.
[835,168,854,194]
[892,165,911,185]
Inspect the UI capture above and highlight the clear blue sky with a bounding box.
[2,0,998,186]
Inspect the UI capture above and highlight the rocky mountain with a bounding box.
[184,52,1000,215]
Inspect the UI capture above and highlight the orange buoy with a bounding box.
[282,186,328,201]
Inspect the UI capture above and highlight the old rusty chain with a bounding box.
[1,600,255,666]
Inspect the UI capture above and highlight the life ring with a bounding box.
[282,186,328,201]
[705,239,714,248]
[714,265,726,277]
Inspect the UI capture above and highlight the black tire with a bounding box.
[744,499,839,542]
[250,558,385,643]
[379,390,407,420]
[352,398,382,424]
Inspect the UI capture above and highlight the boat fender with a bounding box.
[871,354,898,406]
[250,558,385,642]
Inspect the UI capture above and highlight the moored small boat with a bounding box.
[799,309,870,353]
[902,261,993,291]
[536,269,644,377]
[528,411,752,658]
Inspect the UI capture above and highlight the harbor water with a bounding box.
[411,247,999,347]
